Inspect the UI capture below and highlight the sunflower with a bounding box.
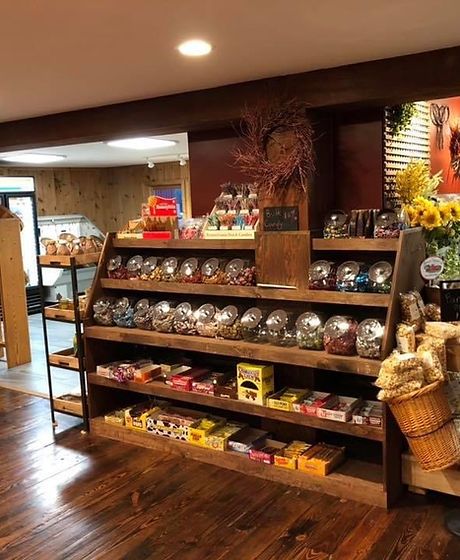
[412,196,431,208]
[438,203,452,226]
[446,201,460,222]
[420,207,442,230]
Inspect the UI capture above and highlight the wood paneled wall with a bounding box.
[0,162,190,233]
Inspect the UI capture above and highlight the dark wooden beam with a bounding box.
[1,46,460,151]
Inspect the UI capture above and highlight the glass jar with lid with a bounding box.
[133,299,154,330]
[368,261,393,294]
[225,258,256,286]
[374,210,400,239]
[140,256,162,281]
[324,316,358,355]
[266,309,297,347]
[161,257,181,282]
[241,307,267,343]
[179,257,202,283]
[173,302,197,335]
[195,303,220,337]
[126,255,144,280]
[201,258,228,284]
[296,311,325,350]
[356,318,384,358]
[323,210,349,239]
[93,297,115,326]
[216,305,243,340]
[151,300,176,332]
[107,255,128,279]
[336,261,369,292]
[113,297,136,328]
[308,260,337,290]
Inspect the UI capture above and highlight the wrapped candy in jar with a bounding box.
[113,297,136,328]
[368,261,393,294]
[179,257,202,283]
[173,302,197,335]
[308,260,337,290]
[140,256,162,281]
[107,255,128,279]
[179,217,205,240]
[161,257,181,282]
[356,318,384,358]
[201,258,227,285]
[324,316,358,355]
[151,300,176,332]
[266,309,297,347]
[225,258,256,286]
[241,307,267,343]
[216,305,243,340]
[323,210,349,239]
[126,255,144,280]
[195,303,219,337]
[374,210,400,239]
[93,297,115,326]
[336,261,369,292]
[296,312,325,350]
[133,299,154,330]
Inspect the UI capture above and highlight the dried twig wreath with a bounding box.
[450,124,460,181]
[234,99,315,195]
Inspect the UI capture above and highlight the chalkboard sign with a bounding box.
[440,280,460,321]
[263,206,299,232]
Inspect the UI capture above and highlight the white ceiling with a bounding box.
[0,1,459,123]
[0,133,189,167]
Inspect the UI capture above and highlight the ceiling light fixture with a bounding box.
[178,39,212,57]
[1,153,66,164]
[178,156,188,167]
[146,157,156,169]
[107,137,177,150]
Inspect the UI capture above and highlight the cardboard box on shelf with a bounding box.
[191,371,231,395]
[292,392,338,416]
[146,406,205,441]
[171,367,210,392]
[104,408,129,426]
[266,388,310,412]
[249,440,286,465]
[352,401,384,427]
[188,415,227,447]
[125,402,165,431]
[204,422,247,451]
[215,378,238,399]
[297,443,345,476]
[317,396,362,423]
[228,427,268,454]
[237,363,274,405]
[274,441,311,470]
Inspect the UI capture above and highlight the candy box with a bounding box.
[104,408,129,426]
[274,441,311,470]
[171,367,210,391]
[249,440,285,464]
[266,388,310,412]
[125,402,164,431]
[188,415,227,447]
[163,365,191,386]
[228,427,268,454]
[205,422,247,451]
[293,392,338,416]
[297,443,345,476]
[352,401,384,427]
[215,378,238,399]
[317,396,362,423]
[192,371,231,395]
[160,360,190,375]
[237,362,274,405]
[97,361,124,378]
[147,406,205,441]
[134,362,162,384]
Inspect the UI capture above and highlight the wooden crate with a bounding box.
[49,348,79,370]
[39,253,100,267]
[44,305,76,322]
[54,395,82,416]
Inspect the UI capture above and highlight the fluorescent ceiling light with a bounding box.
[107,137,177,150]
[178,39,212,57]
[1,153,66,164]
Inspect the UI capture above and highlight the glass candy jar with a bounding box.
[195,303,219,337]
[323,210,349,239]
[93,297,115,326]
[241,307,267,343]
[374,210,400,239]
[368,261,393,294]
[179,257,202,284]
[308,260,337,290]
[126,255,144,280]
[216,305,243,340]
[201,258,227,285]
[336,261,369,292]
[113,297,136,328]
[356,319,384,358]
[225,259,256,286]
[107,255,128,279]
[140,256,162,281]
[296,312,325,350]
[161,257,181,282]
[133,299,154,330]
[152,300,176,332]
[324,316,358,355]
[173,302,197,335]
[266,309,297,347]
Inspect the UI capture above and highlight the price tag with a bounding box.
[420,256,443,281]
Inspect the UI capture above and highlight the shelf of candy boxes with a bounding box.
[93,359,383,429]
[323,209,402,239]
[92,297,386,358]
[102,397,346,475]
[106,254,256,286]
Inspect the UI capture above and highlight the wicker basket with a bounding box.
[406,421,460,471]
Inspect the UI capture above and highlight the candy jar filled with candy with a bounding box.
[107,255,128,279]
[161,257,181,282]
[368,261,393,294]
[140,256,162,281]
[225,258,256,286]
[126,255,144,280]
[374,210,400,239]
[216,305,243,340]
[356,318,384,358]
[133,299,154,330]
[336,261,369,292]
[323,210,349,239]
[266,309,297,347]
[308,260,337,290]
[296,311,325,350]
[324,316,358,355]
[195,303,220,337]
[113,297,136,328]
[201,258,227,284]
[179,257,202,283]
[173,302,197,335]
[93,297,115,326]
[179,218,205,240]
[151,300,176,332]
[241,307,267,343]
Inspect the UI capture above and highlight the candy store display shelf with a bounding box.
[112,238,256,251]
[312,238,400,252]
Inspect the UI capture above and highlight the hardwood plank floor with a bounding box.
[0,389,459,560]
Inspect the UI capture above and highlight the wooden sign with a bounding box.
[263,206,299,232]
[440,281,460,321]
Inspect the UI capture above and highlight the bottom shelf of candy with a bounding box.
[91,401,386,507]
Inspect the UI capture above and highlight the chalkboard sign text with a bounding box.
[263,206,299,232]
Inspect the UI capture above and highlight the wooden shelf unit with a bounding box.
[84,229,425,508]
[112,238,256,251]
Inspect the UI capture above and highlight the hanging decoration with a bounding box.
[234,99,315,195]
[386,103,418,137]
[430,103,450,150]
[449,124,460,181]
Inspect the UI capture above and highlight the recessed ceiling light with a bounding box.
[1,153,66,164]
[178,39,212,57]
[107,137,177,150]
